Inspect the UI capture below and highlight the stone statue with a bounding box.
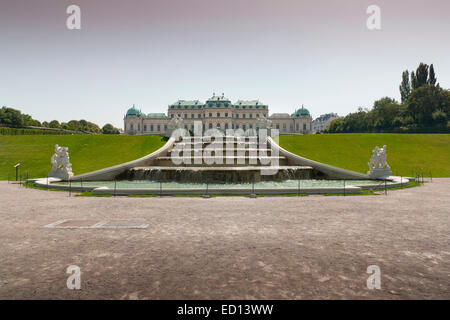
[368,145,392,178]
[166,115,184,137]
[256,116,272,130]
[49,144,74,180]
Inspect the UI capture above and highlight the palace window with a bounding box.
[209,123,213,129]
[217,113,220,117]
[198,114,201,118]
[250,114,253,118]
[276,124,280,129]
[184,114,187,118]
[249,124,253,129]
[243,114,246,118]
[191,114,194,118]
[144,125,147,131]
[283,123,286,129]
[243,125,246,131]
[235,114,239,118]
[150,124,153,131]
[130,124,134,131]
[157,124,160,131]
[209,113,212,117]
[225,113,228,117]
[171,114,174,118]
[225,123,229,129]
[296,123,299,131]
[256,114,260,118]
[164,125,167,131]
[303,123,306,131]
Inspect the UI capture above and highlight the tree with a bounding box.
[102,123,120,134]
[407,85,450,127]
[415,63,429,87]
[49,120,61,128]
[411,71,419,90]
[428,64,437,85]
[399,70,411,104]
[432,109,447,127]
[0,107,23,126]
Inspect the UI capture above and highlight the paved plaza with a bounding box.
[0,180,449,299]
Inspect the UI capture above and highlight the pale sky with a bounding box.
[0,0,449,129]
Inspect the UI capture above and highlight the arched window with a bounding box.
[209,123,213,129]
[225,123,228,129]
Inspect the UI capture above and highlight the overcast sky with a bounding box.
[1,0,449,128]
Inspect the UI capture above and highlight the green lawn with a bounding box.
[0,135,166,180]
[280,133,450,177]
[1,133,448,180]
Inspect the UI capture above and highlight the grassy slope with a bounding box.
[0,135,165,180]
[280,133,450,177]
[1,133,448,180]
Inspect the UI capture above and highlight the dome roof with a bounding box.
[291,106,310,117]
[126,105,142,117]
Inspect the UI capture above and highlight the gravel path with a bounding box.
[0,180,449,299]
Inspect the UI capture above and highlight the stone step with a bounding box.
[132,166,312,171]
[173,142,260,147]
[120,165,313,183]
[168,149,273,156]
[153,156,288,167]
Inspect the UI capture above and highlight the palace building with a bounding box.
[124,94,312,135]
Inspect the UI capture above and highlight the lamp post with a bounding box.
[14,163,21,181]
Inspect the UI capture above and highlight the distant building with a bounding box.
[312,113,339,133]
[123,94,312,135]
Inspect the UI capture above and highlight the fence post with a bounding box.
[298,179,300,197]
[343,179,346,196]
[114,179,117,197]
[47,174,49,190]
[384,180,387,195]
[159,180,162,197]
[69,179,72,197]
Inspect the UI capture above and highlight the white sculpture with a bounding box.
[165,115,184,137]
[368,145,392,179]
[49,144,74,180]
[256,116,272,130]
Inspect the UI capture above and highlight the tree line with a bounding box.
[327,63,449,133]
[0,106,120,134]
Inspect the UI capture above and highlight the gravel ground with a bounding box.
[0,179,449,299]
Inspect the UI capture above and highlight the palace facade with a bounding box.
[124,94,312,135]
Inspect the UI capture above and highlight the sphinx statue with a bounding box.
[368,145,392,179]
[49,144,74,180]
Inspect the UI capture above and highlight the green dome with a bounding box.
[126,105,142,117]
[291,106,310,117]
